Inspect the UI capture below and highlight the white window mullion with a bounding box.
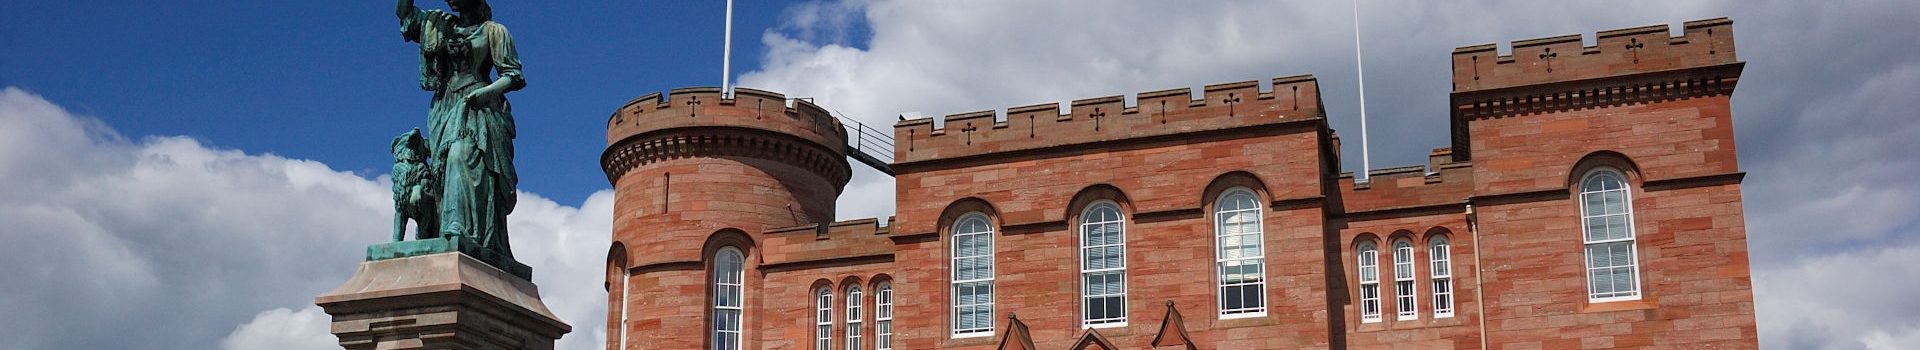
[876,283,893,350]
[1394,240,1418,321]
[847,287,863,350]
[1430,239,1454,318]
[1581,169,1642,302]
[816,289,833,350]
[1080,203,1128,328]
[1358,242,1381,323]
[951,214,996,338]
[713,248,745,350]
[1215,189,1267,318]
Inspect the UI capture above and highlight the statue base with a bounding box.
[315,252,570,350]
[368,237,532,280]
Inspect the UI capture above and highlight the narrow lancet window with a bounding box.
[1080,202,1128,327]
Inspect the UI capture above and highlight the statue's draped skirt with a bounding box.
[403,8,523,259]
[429,85,515,258]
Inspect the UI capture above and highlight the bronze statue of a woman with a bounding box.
[396,0,522,260]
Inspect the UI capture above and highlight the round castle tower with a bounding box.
[600,87,850,349]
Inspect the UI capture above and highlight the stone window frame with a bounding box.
[949,212,997,338]
[712,246,747,350]
[873,280,894,350]
[606,243,630,350]
[1077,200,1129,329]
[845,284,864,350]
[1428,236,1455,318]
[1579,166,1643,303]
[1356,239,1383,323]
[815,286,834,349]
[1392,238,1419,321]
[1213,187,1269,319]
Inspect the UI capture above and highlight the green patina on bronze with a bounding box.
[373,0,529,279]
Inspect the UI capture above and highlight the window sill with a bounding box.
[1353,312,1470,332]
[1083,322,1128,330]
[1218,311,1267,320]
[1580,297,1659,313]
[950,331,994,339]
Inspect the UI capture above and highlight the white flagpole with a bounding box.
[722,0,736,97]
[1352,0,1372,182]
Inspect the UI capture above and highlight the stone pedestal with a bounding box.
[316,252,570,350]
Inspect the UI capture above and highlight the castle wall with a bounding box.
[1449,18,1755,349]
[603,87,853,349]
[600,17,1756,350]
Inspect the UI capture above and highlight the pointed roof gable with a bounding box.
[997,313,1037,350]
[1150,301,1199,350]
[1070,328,1120,350]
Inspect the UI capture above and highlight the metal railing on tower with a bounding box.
[835,111,897,176]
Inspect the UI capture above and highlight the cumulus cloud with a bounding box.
[737,1,1920,349]
[0,87,612,349]
[219,306,336,350]
[1754,241,1920,349]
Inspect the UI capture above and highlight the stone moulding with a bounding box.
[598,126,852,187]
[316,252,569,350]
[366,236,532,280]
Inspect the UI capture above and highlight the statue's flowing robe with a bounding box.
[399,6,523,258]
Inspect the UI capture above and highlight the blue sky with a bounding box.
[2,0,843,205]
[4,1,1919,349]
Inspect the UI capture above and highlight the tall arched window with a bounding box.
[875,282,894,350]
[1393,239,1418,321]
[1214,189,1266,318]
[951,213,995,337]
[815,288,833,349]
[1430,237,1454,318]
[1581,168,1640,301]
[846,286,863,350]
[1357,241,1381,323]
[712,247,745,350]
[1079,202,1127,327]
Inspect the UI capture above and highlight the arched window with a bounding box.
[875,282,894,350]
[1357,241,1381,323]
[712,247,745,350]
[951,213,995,337]
[1393,239,1418,321]
[1214,188,1266,318]
[1430,237,1454,318]
[609,245,630,350]
[815,288,833,349]
[846,286,863,350]
[1581,168,1641,301]
[1079,202,1127,327]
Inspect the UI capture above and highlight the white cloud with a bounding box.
[0,87,612,349]
[1754,241,1920,349]
[219,306,337,350]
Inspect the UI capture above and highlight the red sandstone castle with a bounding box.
[599,18,1754,349]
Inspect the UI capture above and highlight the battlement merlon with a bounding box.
[604,87,847,150]
[600,86,853,187]
[1451,17,1738,92]
[891,75,1324,166]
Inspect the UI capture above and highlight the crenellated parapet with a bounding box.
[600,87,851,188]
[891,75,1324,167]
[1447,18,1745,162]
[1451,18,1738,93]
[1338,148,1474,218]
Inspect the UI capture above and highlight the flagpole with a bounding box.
[1352,0,1372,182]
[722,0,735,97]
